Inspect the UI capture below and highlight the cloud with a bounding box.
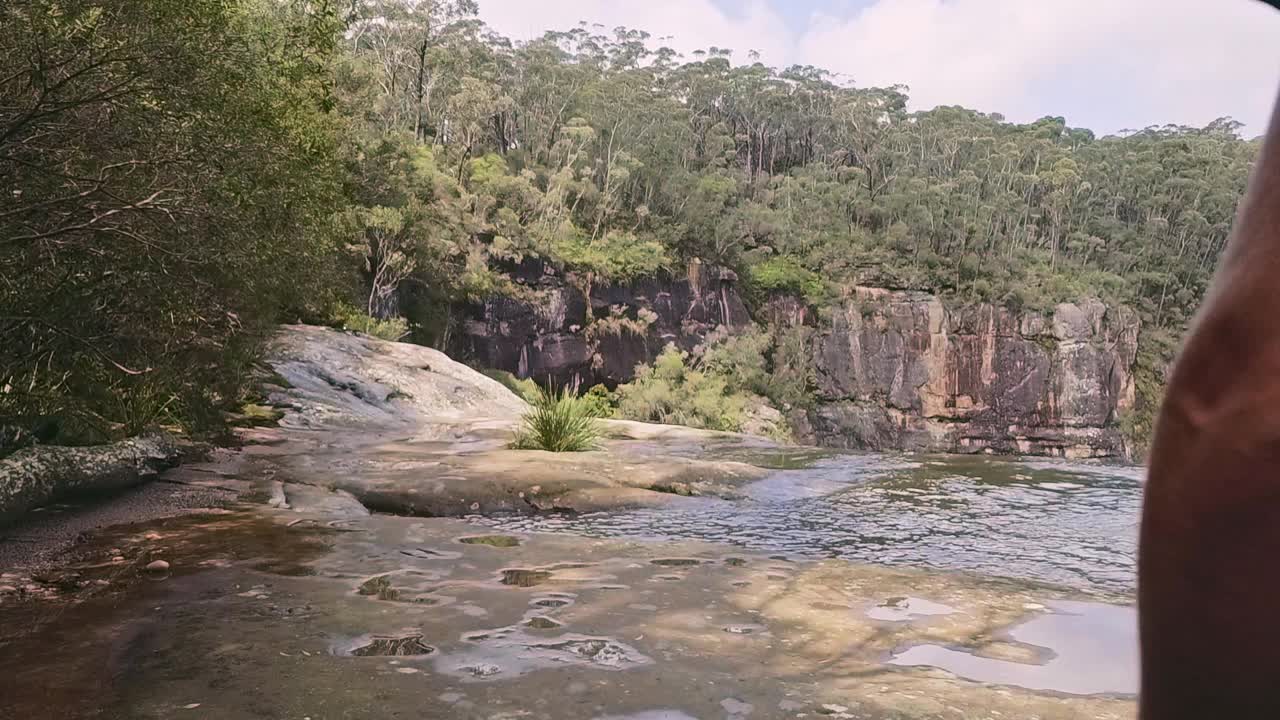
[477,0,1280,136]
[799,0,1280,134]
[477,0,793,65]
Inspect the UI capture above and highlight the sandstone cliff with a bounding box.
[450,257,750,388]
[806,288,1139,459]
[449,261,1141,459]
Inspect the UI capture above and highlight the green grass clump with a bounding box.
[511,386,602,453]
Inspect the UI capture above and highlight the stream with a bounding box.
[471,451,1144,595]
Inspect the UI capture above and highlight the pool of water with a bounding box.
[889,600,1139,695]
[471,452,1143,594]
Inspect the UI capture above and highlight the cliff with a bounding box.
[450,257,751,389]
[449,261,1141,459]
[806,288,1140,459]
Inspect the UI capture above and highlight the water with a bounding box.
[889,600,1139,695]
[472,452,1143,594]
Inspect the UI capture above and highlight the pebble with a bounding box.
[146,560,171,573]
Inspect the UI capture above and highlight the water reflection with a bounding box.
[889,600,1139,696]
[471,453,1142,594]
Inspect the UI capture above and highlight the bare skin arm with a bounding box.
[1140,90,1280,718]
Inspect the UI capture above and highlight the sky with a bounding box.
[478,0,1280,137]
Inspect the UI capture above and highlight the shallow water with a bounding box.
[889,600,1139,695]
[472,452,1143,594]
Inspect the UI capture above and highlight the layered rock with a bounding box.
[449,261,1141,458]
[806,288,1140,459]
[450,258,750,388]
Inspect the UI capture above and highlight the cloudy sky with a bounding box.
[479,0,1280,137]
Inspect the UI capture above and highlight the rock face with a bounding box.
[450,258,751,388]
[807,288,1140,459]
[449,264,1141,458]
[269,324,527,433]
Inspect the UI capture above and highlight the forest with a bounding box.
[0,0,1260,451]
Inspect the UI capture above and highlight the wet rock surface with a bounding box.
[0,327,1140,719]
[0,498,1138,720]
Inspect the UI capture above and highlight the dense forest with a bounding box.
[0,0,1260,451]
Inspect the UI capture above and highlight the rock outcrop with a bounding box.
[450,258,750,388]
[0,434,183,527]
[256,325,776,516]
[452,265,1143,458]
[806,288,1140,459]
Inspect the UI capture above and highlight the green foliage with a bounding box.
[580,384,618,419]
[746,257,826,304]
[332,7,1251,450]
[511,386,602,453]
[615,345,748,432]
[330,303,410,341]
[1,0,344,442]
[481,369,542,404]
[551,229,672,282]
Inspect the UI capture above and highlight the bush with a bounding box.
[511,386,602,452]
[746,256,825,303]
[580,384,618,418]
[615,345,747,432]
[330,303,410,341]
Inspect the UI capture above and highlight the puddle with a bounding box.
[458,535,521,548]
[357,575,399,600]
[251,560,317,577]
[888,600,1137,696]
[500,569,553,587]
[866,596,958,622]
[437,631,651,681]
[336,634,435,657]
[650,558,702,567]
[525,616,563,629]
[400,547,462,560]
[530,596,573,609]
[591,707,696,712]
[722,624,766,635]
[595,714,699,720]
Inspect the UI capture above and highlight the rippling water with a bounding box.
[471,452,1144,594]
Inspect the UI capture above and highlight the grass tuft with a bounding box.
[510,385,602,453]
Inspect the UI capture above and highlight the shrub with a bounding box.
[615,345,747,432]
[580,384,618,418]
[511,386,602,452]
[746,256,825,303]
[330,303,410,342]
